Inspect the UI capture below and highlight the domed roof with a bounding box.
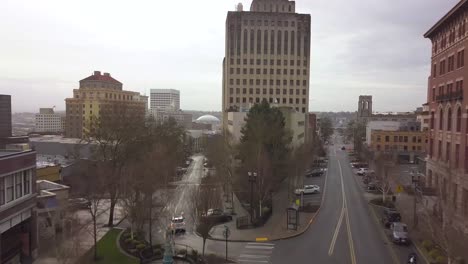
[196,115,220,124]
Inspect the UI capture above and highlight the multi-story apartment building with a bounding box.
[150,89,180,111]
[424,0,468,232]
[65,71,148,138]
[0,95,12,138]
[35,108,65,133]
[0,149,37,263]
[222,0,311,129]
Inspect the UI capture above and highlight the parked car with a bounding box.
[356,168,369,176]
[390,222,409,245]
[305,168,324,177]
[204,208,233,223]
[341,146,346,150]
[171,216,186,234]
[68,198,91,210]
[295,185,320,195]
[381,208,401,228]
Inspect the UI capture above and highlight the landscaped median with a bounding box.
[81,228,138,264]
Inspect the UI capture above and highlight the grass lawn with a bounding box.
[83,228,139,264]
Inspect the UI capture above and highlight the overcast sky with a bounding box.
[0,0,459,113]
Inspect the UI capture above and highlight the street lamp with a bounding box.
[411,170,421,229]
[248,171,257,224]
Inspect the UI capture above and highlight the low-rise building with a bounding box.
[149,109,193,129]
[227,106,305,148]
[36,162,61,182]
[36,180,70,244]
[0,149,38,263]
[34,108,65,133]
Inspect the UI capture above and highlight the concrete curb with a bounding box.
[115,228,140,260]
[204,160,330,243]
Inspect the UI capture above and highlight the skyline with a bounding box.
[0,0,459,113]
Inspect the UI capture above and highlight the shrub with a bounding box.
[153,248,163,257]
[136,243,146,250]
[435,255,446,264]
[178,249,187,256]
[124,238,133,244]
[129,248,138,254]
[122,232,131,239]
[191,249,198,258]
[131,239,140,246]
[422,240,433,250]
[429,249,441,260]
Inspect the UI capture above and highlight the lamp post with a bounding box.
[248,171,257,224]
[411,170,421,229]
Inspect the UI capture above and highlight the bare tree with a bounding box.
[84,102,147,227]
[371,152,396,203]
[75,160,107,261]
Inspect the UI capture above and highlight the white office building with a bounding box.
[150,89,180,111]
[35,108,65,133]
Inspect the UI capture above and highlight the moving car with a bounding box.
[295,185,320,195]
[390,222,410,245]
[68,198,91,210]
[381,208,402,228]
[204,208,233,223]
[171,216,186,234]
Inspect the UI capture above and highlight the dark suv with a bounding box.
[381,208,401,228]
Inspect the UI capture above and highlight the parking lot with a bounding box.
[296,163,327,208]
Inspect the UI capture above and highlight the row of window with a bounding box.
[229,29,309,56]
[229,79,308,86]
[74,92,138,101]
[229,58,307,66]
[240,18,302,28]
[431,80,463,101]
[374,145,422,151]
[430,140,462,167]
[230,68,308,76]
[229,96,307,104]
[229,87,306,96]
[230,102,306,113]
[426,170,468,217]
[433,50,464,77]
[375,135,423,143]
[0,170,32,206]
[433,20,466,53]
[430,106,464,132]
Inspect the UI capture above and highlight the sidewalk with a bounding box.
[209,178,316,242]
[34,202,125,264]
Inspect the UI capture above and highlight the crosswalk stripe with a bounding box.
[247,242,275,246]
[239,254,270,258]
[237,242,275,264]
[238,260,269,263]
[246,245,275,250]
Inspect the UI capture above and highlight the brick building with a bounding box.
[424,0,468,232]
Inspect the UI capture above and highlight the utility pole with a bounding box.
[248,172,257,224]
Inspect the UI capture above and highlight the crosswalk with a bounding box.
[237,242,275,263]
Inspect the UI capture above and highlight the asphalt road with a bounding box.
[271,144,399,264]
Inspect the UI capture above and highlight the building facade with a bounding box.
[148,108,192,129]
[150,89,180,111]
[0,149,37,263]
[65,71,147,138]
[0,95,12,138]
[424,0,468,233]
[357,95,417,124]
[368,130,427,162]
[35,108,65,133]
[222,0,311,129]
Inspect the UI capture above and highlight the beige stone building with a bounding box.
[222,0,311,130]
[65,71,148,138]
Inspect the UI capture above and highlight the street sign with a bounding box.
[223,227,231,239]
[396,185,403,193]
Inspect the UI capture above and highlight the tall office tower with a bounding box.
[150,89,180,111]
[222,0,311,128]
[0,95,12,138]
[65,71,147,138]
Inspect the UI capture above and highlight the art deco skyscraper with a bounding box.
[222,0,311,126]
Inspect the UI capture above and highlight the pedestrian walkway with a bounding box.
[237,242,275,264]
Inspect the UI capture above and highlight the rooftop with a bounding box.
[424,0,468,38]
[0,149,34,158]
[80,71,122,84]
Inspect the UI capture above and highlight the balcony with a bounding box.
[436,90,463,102]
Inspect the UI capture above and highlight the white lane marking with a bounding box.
[245,245,275,250]
[247,242,275,246]
[328,205,345,256]
[239,254,270,258]
[338,160,357,264]
[238,260,269,263]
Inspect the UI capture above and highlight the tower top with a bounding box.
[250,0,296,13]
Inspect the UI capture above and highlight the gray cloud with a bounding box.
[0,0,460,112]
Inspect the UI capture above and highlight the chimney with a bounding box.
[94,71,101,76]
[103,72,110,77]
